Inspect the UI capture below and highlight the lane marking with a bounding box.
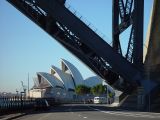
[88,106,160,119]
[38,113,51,120]
[83,117,87,118]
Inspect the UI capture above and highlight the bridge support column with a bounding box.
[137,87,145,110]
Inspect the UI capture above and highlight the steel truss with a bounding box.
[7,0,156,94]
[113,0,144,67]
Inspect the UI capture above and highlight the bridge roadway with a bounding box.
[13,104,160,120]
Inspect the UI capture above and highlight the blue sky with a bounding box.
[0,0,153,92]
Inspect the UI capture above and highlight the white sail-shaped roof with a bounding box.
[51,65,75,90]
[37,72,64,89]
[84,76,103,87]
[84,76,114,93]
[61,59,83,86]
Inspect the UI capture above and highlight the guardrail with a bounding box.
[0,96,35,115]
[65,3,148,53]
[0,96,60,115]
[64,3,112,45]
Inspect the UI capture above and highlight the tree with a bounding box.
[91,84,106,96]
[75,85,91,95]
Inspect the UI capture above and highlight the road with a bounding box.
[14,104,160,120]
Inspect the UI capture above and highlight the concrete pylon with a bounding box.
[144,0,160,82]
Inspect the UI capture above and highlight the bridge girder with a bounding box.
[113,0,144,66]
[7,0,156,94]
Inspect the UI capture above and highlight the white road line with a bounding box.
[83,117,87,118]
[88,106,160,119]
[37,113,51,120]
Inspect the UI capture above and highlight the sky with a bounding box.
[0,0,153,93]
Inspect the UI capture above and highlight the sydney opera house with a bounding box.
[29,59,113,101]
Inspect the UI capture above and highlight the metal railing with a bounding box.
[65,3,148,55]
[0,96,35,114]
[65,3,112,45]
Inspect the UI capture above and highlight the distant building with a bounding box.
[29,59,114,102]
[29,72,66,99]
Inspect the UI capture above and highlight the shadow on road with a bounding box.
[1,103,154,120]
[23,104,130,115]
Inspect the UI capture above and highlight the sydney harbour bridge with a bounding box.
[6,0,160,111]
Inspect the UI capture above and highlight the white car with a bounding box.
[94,97,108,104]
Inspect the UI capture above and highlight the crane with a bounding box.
[21,81,27,97]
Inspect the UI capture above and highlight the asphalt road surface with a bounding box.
[14,104,160,120]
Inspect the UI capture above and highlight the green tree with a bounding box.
[91,84,106,96]
[75,85,91,95]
